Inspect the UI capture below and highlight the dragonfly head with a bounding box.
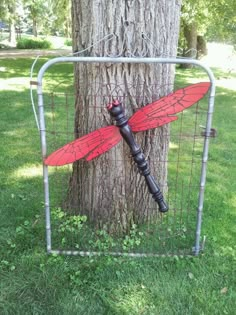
[106,100,127,126]
[106,99,120,110]
[106,100,124,118]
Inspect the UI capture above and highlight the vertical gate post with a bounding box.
[194,78,216,255]
[37,82,52,253]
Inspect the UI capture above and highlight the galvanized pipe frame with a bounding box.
[37,57,216,257]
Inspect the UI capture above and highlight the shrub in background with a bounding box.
[64,38,72,46]
[16,37,52,49]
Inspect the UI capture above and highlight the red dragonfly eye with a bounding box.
[107,103,113,110]
[112,100,120,106]
[107,100,120,110]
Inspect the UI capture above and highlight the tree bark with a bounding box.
[68,0,182,233]
[8,4,16,46]
[33,19,37,37]
[9,20,16,46]
[181,21,197,68]
[197,35,207,59]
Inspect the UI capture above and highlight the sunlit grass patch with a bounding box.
[216,78,236,91]
[0,77,30,91]
[12,164,43,179]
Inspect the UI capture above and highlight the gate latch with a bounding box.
[200,126,217,138]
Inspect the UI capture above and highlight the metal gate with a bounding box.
[35,57,215,257]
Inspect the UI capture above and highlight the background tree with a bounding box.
[50,0,71,37]
[67,0,182,233]
[0,0,20,45]
[179,0,212,62]
[206,0,236,45]
[180,0,236,63]
[23,0,49,36]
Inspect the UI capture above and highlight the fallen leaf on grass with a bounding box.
[188,272,194,279]
[220,287,228,294]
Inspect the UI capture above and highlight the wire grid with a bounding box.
[41,67,210,257]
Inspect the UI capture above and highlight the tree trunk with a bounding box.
[181,21,197,68]
[64,17,71,38]
[67,0,182,233]
[9,20,16,46]
[197,35,207,59]
[8,3,16,46]
[33,19,37,37]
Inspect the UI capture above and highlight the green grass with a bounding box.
[0,57,235,314]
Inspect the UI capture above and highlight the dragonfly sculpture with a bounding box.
[45,82,210,213]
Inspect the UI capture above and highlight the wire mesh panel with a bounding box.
[37,57,215,257]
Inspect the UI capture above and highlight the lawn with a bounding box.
[0,57,235,315]
[0,32,72,50]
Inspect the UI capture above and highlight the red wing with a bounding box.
[129,116,178,132]
[44,125,121,166]
[86,129,122,161]
[129,82,210,132]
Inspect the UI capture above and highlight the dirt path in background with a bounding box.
[1,44,236,71]
[0,49,72,58]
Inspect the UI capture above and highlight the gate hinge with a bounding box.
[200,127,217,138]
[30,80,38,86]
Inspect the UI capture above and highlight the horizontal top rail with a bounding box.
[37,56,215,96]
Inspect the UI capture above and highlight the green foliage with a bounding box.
[23,0,51,36]
[51,208,144,252]
[64,38,72,46]
[181,0,236,47]
[90,229,117,251]
[206,0,236,44]
[0,0,72,43]
[50,0,72,37]
[0,43,10,49]
[52,207,87,236]
[16,37,52,49]
[0,0,17,21]
[122,224,144,250]
[181,0,212,33]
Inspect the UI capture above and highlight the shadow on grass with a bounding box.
[0,57,73,78]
